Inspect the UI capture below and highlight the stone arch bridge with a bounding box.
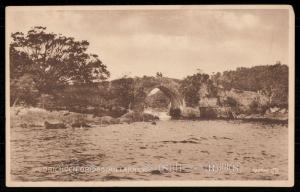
[130,77,185,114]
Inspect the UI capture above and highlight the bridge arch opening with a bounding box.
[143,86,183,119]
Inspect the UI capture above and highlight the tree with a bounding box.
[180,73,214,107]
[111,77,135,109]
[10,26,110,94]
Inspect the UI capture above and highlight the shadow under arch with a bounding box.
[155,85,184,113]
[142,85,184,118]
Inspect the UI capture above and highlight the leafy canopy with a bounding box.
[10,26,110,93]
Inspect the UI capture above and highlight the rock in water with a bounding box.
[119,117,131,124]
[143,113,159,122]
[100,116,114,124]
[121,111,159,122]
[44,121,67,129]
[110,118,120,124]
[71,122,91,128]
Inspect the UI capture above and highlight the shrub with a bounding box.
[225,97,238,108]
[248,99,269,115]
[249,100,259,114]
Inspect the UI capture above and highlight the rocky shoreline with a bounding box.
[10,106,288,130]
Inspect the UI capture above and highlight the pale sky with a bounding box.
[7,7,290,80]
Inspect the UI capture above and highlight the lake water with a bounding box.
[10,120,288,181]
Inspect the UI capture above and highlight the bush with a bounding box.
[249,100,259,114]
[247,99,268,115]
[225,97,238,108]
[108,106,128,118]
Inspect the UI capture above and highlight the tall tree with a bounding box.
[10,26,110,93]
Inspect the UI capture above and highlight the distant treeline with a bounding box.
[179,63,288,108]
[11,64,288,117]
[214,63,288,107]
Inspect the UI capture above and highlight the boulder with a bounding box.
[151,121,157,125]
[121,111,141,122]
[44,121,67,129]
[110,118,120,124]
[270,107,280,113]
[142,113,159,122]
[279,108,287,114]
[182,107,200,119]
[99,115,121,124]
[120,111,159,122]
[119,117,132,124]
[100,116,114,124]
[71,122,91,128]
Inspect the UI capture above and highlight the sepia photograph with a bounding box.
[5,5,294,187]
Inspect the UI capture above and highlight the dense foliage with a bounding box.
[180,73,217,107]
[51,77,155,117]
[213,63,288,107]
[10,74,39,106]
[10,26,109,105]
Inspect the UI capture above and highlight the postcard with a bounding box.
[6,5,294,187]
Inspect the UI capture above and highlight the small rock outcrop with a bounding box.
[100,116,114,124]
[119,111,159,123]
[71,122,91,128]
[44,121,67,129]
